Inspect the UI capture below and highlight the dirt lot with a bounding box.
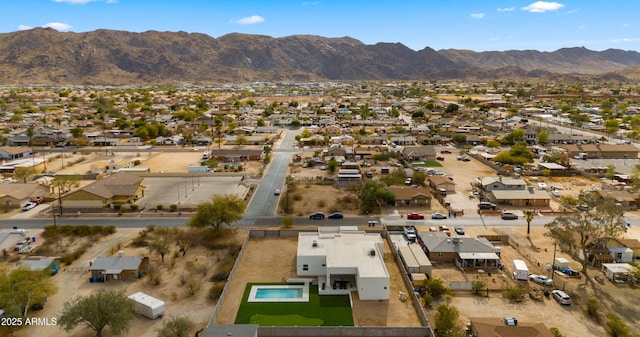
[51,148,263,175]
[13,227,247,337]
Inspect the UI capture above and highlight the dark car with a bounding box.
[328,212,344,219]
[454,226,465,235]
[501,212,518,220]
[436,156,445,161]
[406,212,425,220]
[309,212,325,219]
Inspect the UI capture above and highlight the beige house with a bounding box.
[387,186,431,208]
[0,183,50,210]
[61,172,145,208]
[428,175,456,193]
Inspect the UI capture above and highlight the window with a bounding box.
[438,252,443,257]
[303,264,308,271]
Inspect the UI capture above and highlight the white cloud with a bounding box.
[470,13,485,19]
[611,38,640,43]
[233,15,265,25]
[623,23,630,27]
[497,7,515,12]
[43,22,73,31]
[522,1,564,13]
[17,25,33,31]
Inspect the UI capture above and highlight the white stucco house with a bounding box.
[296,226,390,300]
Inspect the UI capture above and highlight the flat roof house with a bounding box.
[296,226,390,300]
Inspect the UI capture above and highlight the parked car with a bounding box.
[19,245,36,254]
[21,202,38,211]
[406,212,425,220]
[14,238,31,251]
[457,155,470,161]
[390,162,402,167]
[440,150,452,154]
[32,196,45,204]
[431,213,447,220]
[274,188,281,195]
[478,202,497,210]
[454,226,465,235]
[436,156,445,161]
[328,212,344,219]
[551,290,571,305]
[501,212,518,220]
[529,274,553,286]
[309,212,325,220]
[577,204,590,211]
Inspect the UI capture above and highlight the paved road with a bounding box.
[242,129,298,222]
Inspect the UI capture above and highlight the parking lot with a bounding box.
[138,176,248,208]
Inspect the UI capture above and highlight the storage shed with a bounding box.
[609,247,633,263]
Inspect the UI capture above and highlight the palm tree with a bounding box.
[524,210,535,235]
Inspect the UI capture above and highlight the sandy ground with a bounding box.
[15,227,247,337]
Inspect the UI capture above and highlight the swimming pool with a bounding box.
[248,284,310,302]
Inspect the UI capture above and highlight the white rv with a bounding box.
[128,292,165,319]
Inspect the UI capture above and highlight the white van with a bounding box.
[537,183,547,190]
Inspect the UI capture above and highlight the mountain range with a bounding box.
[1,28,640,85]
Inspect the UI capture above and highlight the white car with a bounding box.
[274,189,281,195]
[552,290,571,305]
[529,274,553,286]
[21,202,38,211]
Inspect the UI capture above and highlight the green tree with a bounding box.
[500,129,525,145]
[434,303,464,337]
[358,180,395,214]
[451,134,467,145]
[524,210,535,236]
[536,129,549,145]
[0,267,57,319]
[59,289,133,337]
[605,164,617,180]
[149,237,171,263]
[189,194,246,231]
[411,171,427,186]
[425,277,447,300]
[157,316,193,337]
[70,127,84,138]
[445,103,459,113]
[545,195,627,284]
[326,157,339,174]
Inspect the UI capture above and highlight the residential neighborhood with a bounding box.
[1,81,640,337]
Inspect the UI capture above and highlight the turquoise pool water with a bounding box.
[255,287,303,299]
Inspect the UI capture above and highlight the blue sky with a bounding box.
[3,0,639,52]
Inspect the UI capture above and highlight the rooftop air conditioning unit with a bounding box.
[369,249,376,256]
[312,240,318,248]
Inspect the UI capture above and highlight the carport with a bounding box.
[457,252,500,269]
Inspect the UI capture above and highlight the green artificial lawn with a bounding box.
[411,161,442,167]
[235,283,354,326]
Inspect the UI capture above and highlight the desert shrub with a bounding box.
[157,204,164,211]
[471,280,486,295]
[550,327,564,337]
[129,204,139,211]
[423,293,434,308]
[585,297,602,322]
[60,243,91,265]
[317,200,326,208]
[170,204,178,212]
[208,282,225,301]
[113,203,122,210]
[293,193,303,201]
[504,285,525,302]
[146,267,162,286]
[425,277,447,300]
[186,277,201,296]
[281,217,294,228]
